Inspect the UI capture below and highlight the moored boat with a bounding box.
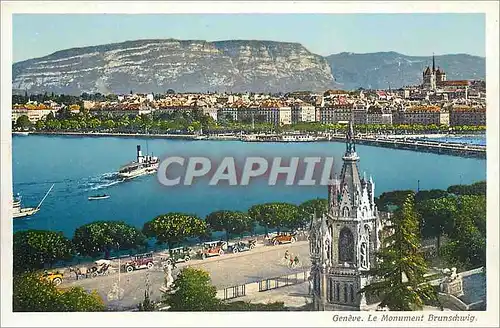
[13,184,54,219]
[88,194,110,201]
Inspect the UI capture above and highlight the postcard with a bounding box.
[1,1,498,327]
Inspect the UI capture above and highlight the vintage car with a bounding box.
[227,239,257,254]
[269,232,297,246]
[41,271,64,286]
[163,247,192,266]
[198,241,227,259]
[122,252,154,272]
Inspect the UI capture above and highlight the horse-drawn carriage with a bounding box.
[69,259,113,279]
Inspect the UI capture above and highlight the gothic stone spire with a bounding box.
[345,120,356,155]
[339,120,362,208]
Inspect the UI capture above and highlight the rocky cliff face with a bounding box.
[12,39,335,94]
[327,52,485,90]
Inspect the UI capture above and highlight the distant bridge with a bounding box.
[328,135,486,159]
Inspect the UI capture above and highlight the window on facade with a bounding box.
[350,285,355,303]
[344,284,348,303]
[339,227,355,262]
[335,283,340,301]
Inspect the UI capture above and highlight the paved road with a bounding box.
[63,241,310,310]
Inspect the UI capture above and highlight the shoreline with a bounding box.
[17,130,485,141]
[13,131,486,158]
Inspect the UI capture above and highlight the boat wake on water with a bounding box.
[83,172,125,191]
[89,179,124,191]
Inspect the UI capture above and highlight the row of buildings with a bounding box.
[11,96,486,128]
[12,58,485,127]
[12,93,485,127]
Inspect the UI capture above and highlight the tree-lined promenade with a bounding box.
[14,181,485,275]
[14,107,485,136]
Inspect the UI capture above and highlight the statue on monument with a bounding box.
[163,263,174,289]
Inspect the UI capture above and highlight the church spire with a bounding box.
[432,52,435,72]
[345,120,356,155]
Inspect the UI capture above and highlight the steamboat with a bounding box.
[118,145,159,180]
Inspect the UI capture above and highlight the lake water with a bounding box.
[12,135,486,237]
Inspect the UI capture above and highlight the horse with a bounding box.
[68,265,98,279]
[68,266,85,280]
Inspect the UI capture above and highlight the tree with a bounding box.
[417,196,457,251]
[143,213,207,249]
[16,115,32,130]
[13,230,74,273]
[45,119,61,131]
[163,267,220,311]
[296,198,328,229]
[205,210,254,241]
[102,119,116,130]
[375,190,414,212]
[72,221,147,257]
[414,189,448,203]
[447,181,486,196]
[440,195,486,270]
[56,107,72,120]
[88,118,102,131]
[361,194,436,311]
[13,273,105,312]
[35,119,46,130]
[248,203,299,234]
[45,111,55,121]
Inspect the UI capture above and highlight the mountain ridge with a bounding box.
[12,39,485,94]
[14,38,311,65]
[13,38,335,94]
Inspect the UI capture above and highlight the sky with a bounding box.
[12,13,485,63]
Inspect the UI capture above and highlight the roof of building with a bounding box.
[438,80,470,87]
[324,89,348,95]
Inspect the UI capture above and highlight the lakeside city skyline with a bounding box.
[13,13,485,63]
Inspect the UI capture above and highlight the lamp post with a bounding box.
[107,242,124,303]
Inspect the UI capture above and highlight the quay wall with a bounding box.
[329,136,486,159]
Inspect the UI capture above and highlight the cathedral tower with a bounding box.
[309,121,382,311]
